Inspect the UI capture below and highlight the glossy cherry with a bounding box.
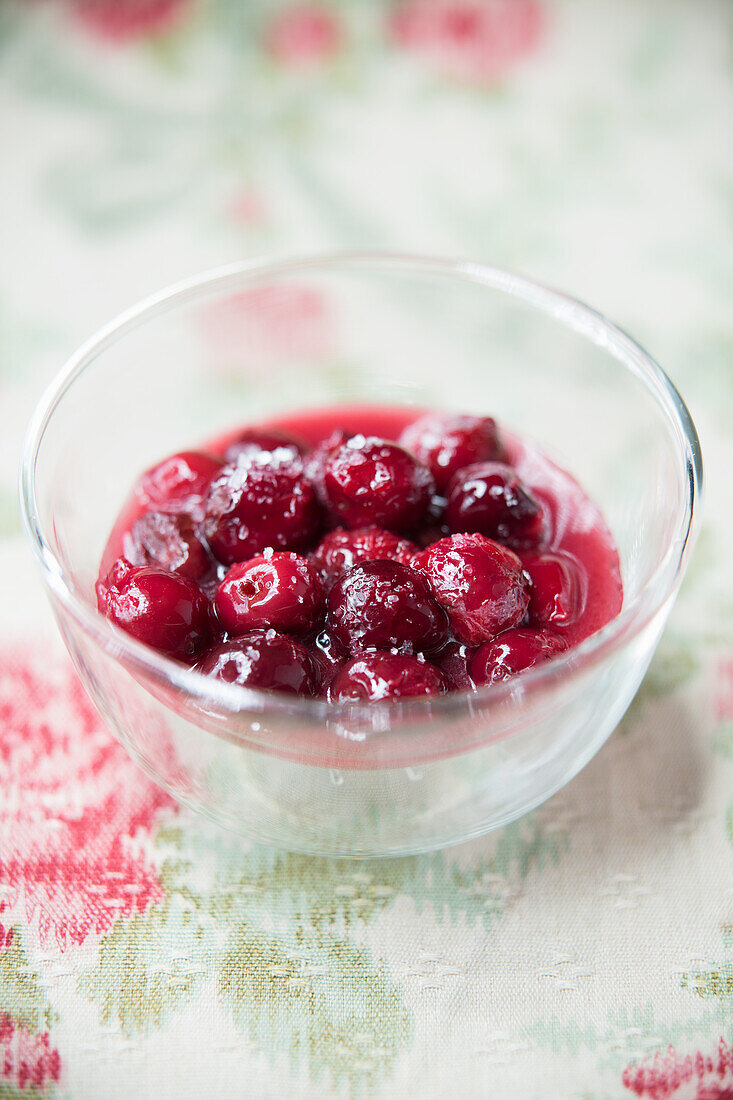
[523,550,587,630]
[97,558,212,661]
[307,629,349,694]
[224,428,306,467]
[99,406,625,703]
[434,639,475,691]
[412,532,529,645]
[215,551,324,635]
[136,451,222,519]
[123,511,210,580]
[303,429,349,492]
[399,413,504,491]
[329,652,448,702]
[203,459,322,565]
[196,630,318,696]
[469,628,568,686]
[327,560,450,655]
[445,462,544,550]
[310,526,419,589]
[311,434,434,532]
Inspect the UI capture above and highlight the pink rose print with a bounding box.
[0,654,174,951]
[389,0,543,83]
[267,4,343,67]
[199,283,332,378]
[623,1039,733,1099]
[71,0,190,42]
[0,1014,61,1093]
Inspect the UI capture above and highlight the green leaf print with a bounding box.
[524,1003,732,1074]
[79,861,411,1091]
[79,890,214,1033]
[42,142,197,235]
[0,928,55,1033]
[79,813,568,1091]
[219,922,410,1094]
[163,815,567,937]
[682,930,733,1002]
[0,1087,52,1100]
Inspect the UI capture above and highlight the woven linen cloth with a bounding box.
[0,2,731,1097]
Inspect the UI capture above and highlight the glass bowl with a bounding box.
[20,254,702,857]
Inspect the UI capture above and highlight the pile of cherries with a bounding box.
[96,414,580,702]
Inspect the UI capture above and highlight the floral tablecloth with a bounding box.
[1,1,731,1097]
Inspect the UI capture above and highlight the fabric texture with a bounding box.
[0,1,731,1096]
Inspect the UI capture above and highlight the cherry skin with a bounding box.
[99,406,623,704]
[434,639,475,691]
[97,558,212,661]
[303,429,349,494]
[445,462,544,550]
[123,511,210,580]
[203,458,322,565]
[399,414,504,491]
[136,451,222,519]
[523,551,587,631]
[469,628,568,686]
[310,433,434,532]
[307,629,349,695]
[224,428,306,467]
[412,532,529,646]
[329,652,448,702]
[195,630,318,696]
[310,526,419,589]
[327,560,450,655]
[215,551,324,635]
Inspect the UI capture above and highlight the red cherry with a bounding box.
[203,459,322,565]
[196,630,318,696]
[399,414,504,491]
[307,629,349,694]
[434,639,476,691]
[523,551,587,630]
[224,428,306,466]
[136,451,222,519]
[445,462,544,550]
[215,551,324,635]
[329,652,448,702]
[469,628,567,686]
[97,559,212,661]
[100,556,136,589]
[327,560,450,655]
[303,429,350,493]
[123,511,210,580]
[412,532,529,645]
[310,526,419,589]
[309,433,434,532]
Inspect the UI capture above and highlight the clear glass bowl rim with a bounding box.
[19,252,703,735]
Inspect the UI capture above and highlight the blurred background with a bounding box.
[1,2,730,424]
